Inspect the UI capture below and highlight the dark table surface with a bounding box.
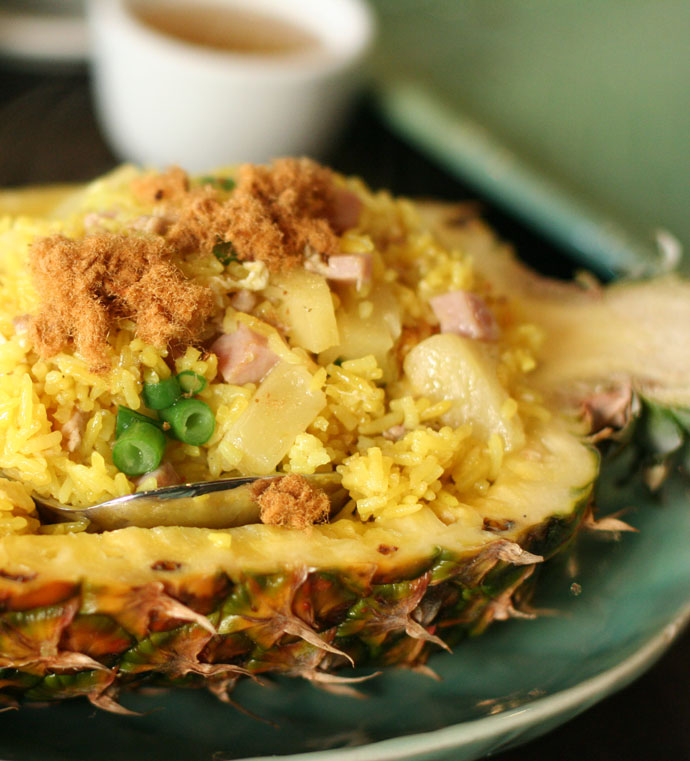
[0,64,688,761]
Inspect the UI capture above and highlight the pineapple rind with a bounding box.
[597,395,690,491]
[0,486,590,705]
[635,399,690,464]
[0,406,597,705]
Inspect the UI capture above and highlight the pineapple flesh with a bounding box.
[0,167,687,712]
[426,203,690,483]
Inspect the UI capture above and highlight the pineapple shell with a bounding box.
[0,415,595,708]
[0,201,689,710]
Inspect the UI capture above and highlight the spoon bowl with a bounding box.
[32,473,346,531]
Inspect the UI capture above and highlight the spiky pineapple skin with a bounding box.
[594,395,690,492]
[0,498,588,710]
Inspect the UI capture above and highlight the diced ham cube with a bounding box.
[211,323,279,385]
[430,291,499,341]
[325,254,373,288]
[383,424,406,441]
[304,253,373,288]
[230,289,258,314]
[61,410,86,452]
[12,314,31,335]
[83,210,116,230]
[135,462,181,490]
[130,214,175,235]
[328,188,362,233]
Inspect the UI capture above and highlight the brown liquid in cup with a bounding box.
[132,1,323,56]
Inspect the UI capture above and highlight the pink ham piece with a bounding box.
[325,254,373,287]
[83,210,117,231]
[430,291,499,341]
[12,314,31,335]
[135,462,180,489]
[383,424,406,442]
[328,188,362,233]
[61,410,86,452]
[304,253,373,288]
[230,289,258,314]
[211,323,279,385]
[130,214,175,235]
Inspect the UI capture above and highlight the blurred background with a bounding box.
[0,1,689,759]
[1,0,688,274]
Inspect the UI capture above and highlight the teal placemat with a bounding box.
[370,0,690,276]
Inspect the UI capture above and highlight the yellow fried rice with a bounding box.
[0,164,544,536]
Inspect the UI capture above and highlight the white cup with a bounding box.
[87,0,375,170]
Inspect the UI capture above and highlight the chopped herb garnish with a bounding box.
[112,420,166,476]
[115,405,164,438]
[142,376,182,410]
[159,398,215,446]
[199,176,236,191]
[177,370,207,395]
[213,240,240,266]
[113,368,216,477]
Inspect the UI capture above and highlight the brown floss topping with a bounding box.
[164,157,342,270]
[28,158,344,371]
[254,474,330,530]
[29,233,215,372]
[131,165,190,204]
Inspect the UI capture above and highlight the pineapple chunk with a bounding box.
[273,269,339,353]
[225,362,327,475]
[404,333,525,451]
[320,283,402,377]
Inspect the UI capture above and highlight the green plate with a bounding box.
[1,466,688,761]
[2,8,689,750]
[370,0,690,278]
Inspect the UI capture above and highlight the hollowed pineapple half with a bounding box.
[0,169,687,711]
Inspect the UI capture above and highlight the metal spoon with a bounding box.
[32,473,347,532]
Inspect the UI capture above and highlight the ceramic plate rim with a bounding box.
[236,603,690,761]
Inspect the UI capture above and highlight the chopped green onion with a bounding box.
[199,175,236,191]
[176,370,207,395]
[116,405,164,438]
[159,398,215,446]
[213,240,239,266]
[142,376,182,410]
[112,421,166,476]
